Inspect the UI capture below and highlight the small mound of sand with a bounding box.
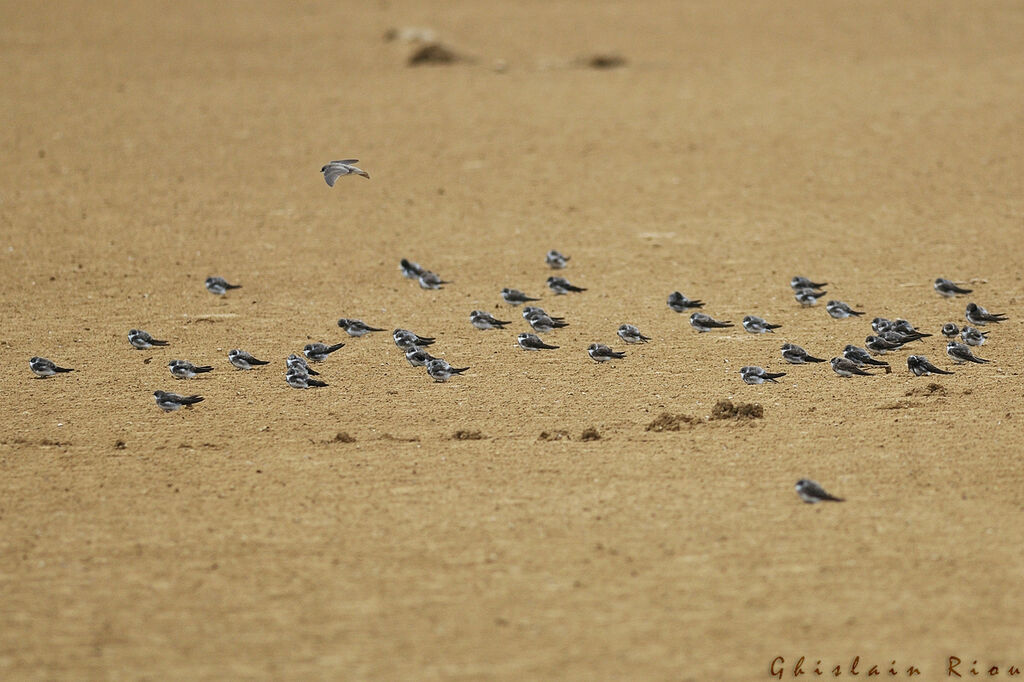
[580,428,601,441]
[408,43,462,66]
[905,383,947,397]
[452,430,484,440]
[577,53,628,69]
[330,432,356,443]
[645,413,698,432]
[539,430,571,441]
[710,400,763,420]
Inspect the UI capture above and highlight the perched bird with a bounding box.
[228,349,269,370]
[965,302,1007,326]
[393,329,435,349]
[689,312,733,332]
[546,250,570,269]
[405,347,436,367]
[400,258,425,279]
[795,479,843,503]
[321,159,370,185]
[286,369,328,389]
[871,317,892,334]
[29,356,73,378]
[128,329,168,350]
[168,360,214,379]
[338,319,385,337]
[587,343,626,362]
[546,276,586,295]
[780,343,825,364]
[865,335,904,354]
[153,390,204,412]
[739,366,785,384]
[522,306,563,322]
[286,354,319,376]
[960,326,989,346]
[889,319,928,337]
[303,342,345,362]
[501,288,541,305]
[790,276,827,291]
[940,323,960,338]
[517,333,559,351]
[826,300,864,319]
[794,288,827,306]
[881,330,930,345]
[946,341,990,365]
[617,324,650,344]
[426,358,469,382]
[667,291,704,312]
[934,278,972,297]
[907,355,953,376]
[842,345,890,368]
[831,356,875,377]
[418,271,449,290]
[742,315,781,334]
[470,310,511,330]
[204,276,241,295]
[526,312,568,333]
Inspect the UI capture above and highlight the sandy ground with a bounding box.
[2,1,1023,679]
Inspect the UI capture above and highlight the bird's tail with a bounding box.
[183,395,204,405]
[326,343,345,354]
[151,340,169,346]
[195,366,214,373]
[452,367,470,374]
[55,366,74,373]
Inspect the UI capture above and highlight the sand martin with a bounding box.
[303,342,345,362]
[400,258,425,279]
[934,278,972,297]
[960,326,988,346]
[689,312,733,332]
[501,288,541,305]
[794,288,827,306]
[831,356,875,377]
[667,291,704,312]
[790,276,827,291]
[286,354,319,375]
[129,329,168,350]
[228,349,269,370]
[907,355,953,376]
[941,323,960,338]
[522,306,564,322]
[740,366,785,384]
[865,335,904,354]
[826,300,864,319]
[795,478,843,503]
[426,358,469,382]
[517,333,559,350]
[286,369,328,388]
[871,317,892,333]
[881,330,929,346]
[393,329,435,349]
[587,343,626,362]
[29,356,73,378]
[470,310,511,330]
[153,390,204,412]
[405,347,436,367]
[780,343,825,364]
[965,302,1007,326]
[946,341,989,364]
[742,315,781,334]
[321,159,370,185]
[890,319,928,337]
[204,276,241,295]
[842,345,890,368]
[546,276,586,295]
[546,250,570,269]
[338,319,385,337]
[527,312,568,333]
[617,324,650,344]
[168,360,214,379]
[418,271,449,290]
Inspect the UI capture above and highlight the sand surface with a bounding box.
[2,1,1023,679]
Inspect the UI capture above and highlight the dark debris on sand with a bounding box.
[539,430,572,441]
[710,400,763,420]
[580,428,601,441]
[645,413,699,432]
[452,430,485,440]
[408,43,463,66]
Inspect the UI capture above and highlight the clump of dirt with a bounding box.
[577,53,628,69]
[114,439,126,449]
[452,430,485,440]
[330,432,356,443]
[580,428,601,441]
[710,400,763,420]
[539,430,571,441]
[408,43,462,66]
[905,383,947,397]
[645,413,698,432]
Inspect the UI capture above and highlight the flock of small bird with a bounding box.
[25,161,1012,504]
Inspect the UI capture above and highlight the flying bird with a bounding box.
[321,159,370,186]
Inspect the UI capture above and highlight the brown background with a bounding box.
[2,1,1023,679]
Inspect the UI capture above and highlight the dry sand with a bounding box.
[2,1,1023,679]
